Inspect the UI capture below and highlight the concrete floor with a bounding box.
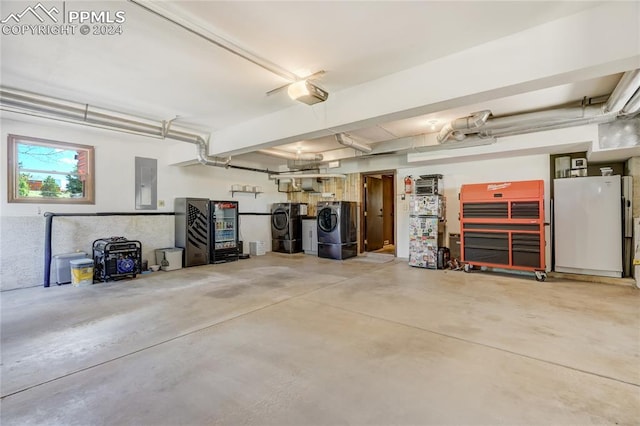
[1,253,639,425]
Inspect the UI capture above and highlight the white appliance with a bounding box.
[302,218,318,255]
[408,195,444,269]
[554,176,622,278]
[634,218,640,288]
[408,216,439,268]
[622,176,633,277]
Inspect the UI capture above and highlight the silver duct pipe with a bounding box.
[162,129,231,167]
[472,107,587,132]
[476,104,616,138]
[436,110,491,143]
[1,87,166,135]
[0,87,266,171]
[621,88,640,116]
[258,148,323,161]
[413,135,497,152]
[603,69,640,113]
[436,69,640,144]
[335,133,373,153]
[479,114,616,139]
[468,68,640,137]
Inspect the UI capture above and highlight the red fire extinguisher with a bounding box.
[404,176,413,194]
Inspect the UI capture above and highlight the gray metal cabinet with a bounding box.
[302,218,318,255]
[175,197,209,266]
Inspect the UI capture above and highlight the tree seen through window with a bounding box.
[8,135,94,204]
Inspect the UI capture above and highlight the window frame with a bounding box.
[7,134,95,204]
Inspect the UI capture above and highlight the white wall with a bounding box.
[0,117,286,290]
[395,154,551,261]
[207,1,640,155]
[336,153,551,268]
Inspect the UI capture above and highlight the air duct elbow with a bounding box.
[168,132,230,168]
[335,133,373,153]
[437,110,491,143]
[193,137,230,167]
[604,69,640,114]
[621,88,640,116]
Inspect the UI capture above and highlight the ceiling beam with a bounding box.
[206,2,639,157]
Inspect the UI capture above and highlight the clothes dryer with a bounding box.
[317,201,357,260]
[271,203,305,253]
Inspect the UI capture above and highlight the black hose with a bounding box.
[43,212,175,288]
[44,213,53,288]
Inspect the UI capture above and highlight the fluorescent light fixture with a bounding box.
[287,80,329,105]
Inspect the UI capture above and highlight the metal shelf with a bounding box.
[231,190,262,198]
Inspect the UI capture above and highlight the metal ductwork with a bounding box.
[160,129,230,168]
[256,148,324,171]
[412,135,497,152]
[286,159,322,171]
[0,87,275,172]
[476,104,616,138]
[437,110,491,143]
[621,87,640,116]
[0,87,166,136]
[299,177,320,192]
[603,69,640,114]
[336,133,373,153]
[436,68,640,144]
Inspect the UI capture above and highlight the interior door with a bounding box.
[382,175,394,245]
[365,176,384,251]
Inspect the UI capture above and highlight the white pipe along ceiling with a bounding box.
[434,68,640,144]
[335,133,373,153]
[0,87,253,171]
[1,67,639,170]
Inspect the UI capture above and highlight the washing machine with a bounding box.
[317,201,358,260]
[271,203,306,253]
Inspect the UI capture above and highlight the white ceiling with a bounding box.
[1,0,637,166]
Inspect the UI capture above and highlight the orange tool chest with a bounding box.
[459,180,546,281]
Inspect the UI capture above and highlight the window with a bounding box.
[7,134,95,204]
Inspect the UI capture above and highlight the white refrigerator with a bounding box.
[554,176,622,278]
[408,195,443,269]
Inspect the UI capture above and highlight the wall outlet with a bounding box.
[158,200,165,207]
